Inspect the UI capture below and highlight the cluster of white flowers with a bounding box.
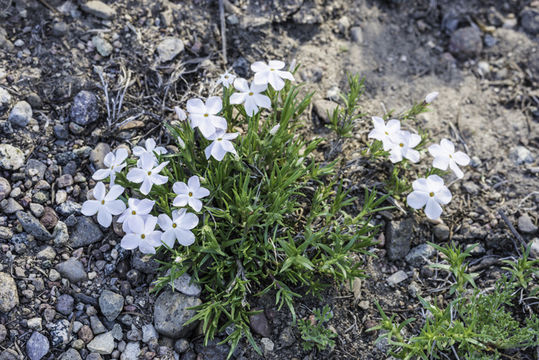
[368,92,470,220]
[81,59,295,254]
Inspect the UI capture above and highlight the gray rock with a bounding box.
[529,238,539,259]
[111,323,123,340]
[16,211,52,241]
[90,316,107,335]
[52,22,69,37]
[58,348,82,360]
[26,332,49,360]
[53,221,69,246]
[0,144,25,170]
[387,270,408,286]
[141,324,158,343]
[0,324,6,342]
[157,37,184,62]
[8,101,32,127]
[120,342,140,360]
[174,339,189,353]
[350,26,363,43]
[449,26,482,60]
[0,272,19,312]
[433,223,450,240]
[462,181,480,195]
[167,271,201,297]
[99,290,124,321]
[56,294,75,316]
[55,258,87,283]
[0,87,11,111]
[87,332,115,355]
[81,1,115,19]
[520,7,539,35]
[194,338,230,359]
[385,218,414,261]
[53,124,69,140]
[49,319,70,346]
[278,326,296,348]
[90,143,111,169]
[405,244,436,267]
[260,338,274,354]
[131,251,159,274]
[0,177,11,201]
[36,246,56,261]
[153,290,201,338]
[510,146,534,165]
[92,36,113,57]
[56,201,82,217]
[70,91,99,126]
[249,311,271,337]
[24,159,47,180]
[71,217,103,248]
[313,99,338,124]
[518,214,537,234]
[85,354,102,360]
[30,203,45,217]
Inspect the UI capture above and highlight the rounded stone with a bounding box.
[0,144,25,170]
[153,290,201,338]
[70,91,99,126]
[449,26,483,60]
[26,332,49,360]
[0,272,19,312]
[8,101,32,127]
[0,177,11,201]
[99,290,124,321]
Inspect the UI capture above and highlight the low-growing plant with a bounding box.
[369,242,539,359]
[82,60,392,357]
[298,305,338,351]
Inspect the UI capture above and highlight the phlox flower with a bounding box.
[269,124,280,135]
[428,139,470,179]
[92,148,128,184]
[157,209,199,247]
[132,138,167,159]
[407,175,452,220]
[81,182,126,228]
[251,60,295,91]
[120,215,162,254]
[204,130,239,162]
[174,106,187,121]
[425,92,439,104]
[186,97,227,138]
[388,131,421,163]
[368,117,401,151]
[230,78,271,116]
[173,175,210,212]
[126,152,169,195]
[216,70,236,88]
[117,198,155,232]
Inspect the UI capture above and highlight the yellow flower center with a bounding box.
[399,143,404,148]
[449,154,453,159]
[172,223,177,228]
[429,192,434,197]
[249,92,254,96]
[217,138,223,141]
[270,68,275,71]
[101,200,105,205]
[204,113,209,117]
[131,210,136,215]
[141,234,146,239]
[147,171,152,176]
[384,131,389,135]
[225,75,229,79]
[188,192,193,197]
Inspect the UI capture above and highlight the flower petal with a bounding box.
[81,200,99,216]
[139,178,153,195]
[144,215,158,233]
[105,185,125,201]
[187,176,200,190]
[150,174,168,185]
[405,149,420,163]
[407,191,428,209]
[230,92,247,105]
[204,142,214,160]
[175,229,195,246]
[268,60,285,69]
[103,152,115,168]
[121,234,140,250]
[126,168,146,183]
[140,152,156,171]
[178,212,199,229]
[426,175,444,192]
[253,71,269,86]
[253,94,271,109]
[435,186,452,205]
[157,214,173,231]
[93,182,106,201]
[268,73,285,90]
[408,134,421,148]
[206,96,222,114]
[198,120,216,138]
[160,230,176,248]
[440,139,455,153]
[432,155,450,170]
[233,78,250,93]
[194,187,209,198]
[277,70,294,81]
[105,199,126,215]
[453,151,470,166]
[412,178,429,192]
[189,198,203,212]
[386,120,401,133]
[173,194,189,207]
[92,169,111,181]
[428,144,444,158]
[449,160,464,179]
[186,98,205,114]
[115,148,128,163]
[244,97,259,116]
[173,182,189,195]
[97,209,112,227]
[137,199,155,214]
[251,61,268,73]
[127,215,145,233]
[424,198,443,220]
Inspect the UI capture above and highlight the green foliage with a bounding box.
[502,245,539,291]
[370,242,539,359]
[326,74,365,137]
[298,305,338,351]
[152,78,386,358]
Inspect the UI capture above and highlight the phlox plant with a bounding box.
[82,59,390,357]
[365,91,471,220]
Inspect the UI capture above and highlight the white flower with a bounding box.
[204,130,239,161]
[132,138,167,159]
[368,117,401,151]
[81,182,126,227]
[157,209,199,247]
[173,175,210,212]
[407,175,452,220]
[216,70,236,88]
[126,152,169,195]
[269,124,280,135]
[92,148,128,184]
[174,106,187,121]
[229,78,271,116]
[117,198,155,232]
[425,92,439,104]
[186,97,227,138]
[251,60,295,91]
[428,139,470,179]
[120,215,162,254]
[388,131,421,163]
